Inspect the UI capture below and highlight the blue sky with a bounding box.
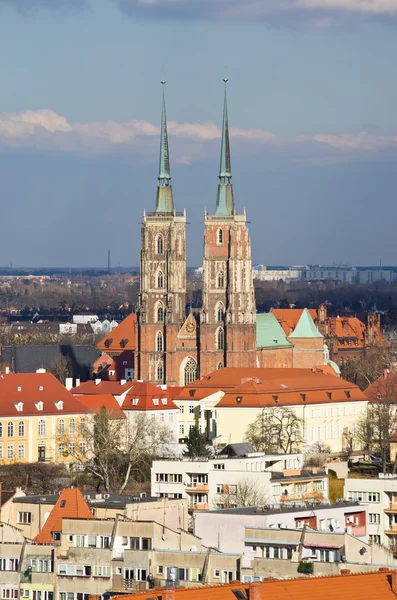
[0,0,397,267]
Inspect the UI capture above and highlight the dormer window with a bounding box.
[326,392,332,400]
[272,395,279,403]
[14,402,23,412]
[132,398,139,406]
[345,390,352,398]
[236,396,242,404]
[54,400,64,411]
[189,390,196,397]
[300,394,306,402]
[38,386,44,391]
[161,398,167,405]
[35,401,44,411]
[152,398,159,406]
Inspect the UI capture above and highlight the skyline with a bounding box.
[0,0,397,267]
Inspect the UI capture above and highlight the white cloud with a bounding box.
[0,108,396,162]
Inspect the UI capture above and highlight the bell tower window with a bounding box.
[217,272,224,288]
[157,271,164,289]
[217,327,224,351]
[157,303,164,323]
[156,361,164,382]
[216,303,224,322]
[157,235,164,255]
[156,331,164,352]
[217,229,223,245]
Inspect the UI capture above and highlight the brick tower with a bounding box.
[136,82,187,385]
[199,80,257,375]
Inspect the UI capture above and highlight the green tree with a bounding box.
[183,425,211,459]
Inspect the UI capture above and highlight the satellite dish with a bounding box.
[346,526,353,535]
[359,547,367,555]
[161,534,167,541]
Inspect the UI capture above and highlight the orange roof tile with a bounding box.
[97,313,136,353]
[271,308,317,336]
[71,380,134,396]
[121,381,178,411]
[34,488,93,544]
[365,369,397,402]
[0,372,90,417]
[76,394,126,419]
[114,571,397,600]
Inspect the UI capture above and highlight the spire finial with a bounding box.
[155,80,174,213]
[214,78,235,216]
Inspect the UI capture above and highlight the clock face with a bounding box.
[186,322,195,333]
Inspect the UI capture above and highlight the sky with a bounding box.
[0,0,397,268]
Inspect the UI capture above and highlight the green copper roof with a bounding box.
[288,308,323,339]
[256,312,293,349]
[215,79,235,217]
[325,359,341,376]
[155,81,174,214]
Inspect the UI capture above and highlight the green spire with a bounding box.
[215,78,235,216]
[155,80,174,214]
[289,308,323,339]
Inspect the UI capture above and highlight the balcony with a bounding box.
[384,525,397,535]
[384,503,397,513]
[185,483,209,493]
[192,503,209,511]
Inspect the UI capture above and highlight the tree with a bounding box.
[183,425,211,459]
[63,408,173,492]
[49,354,72,384]
[245,407,303,454]
[342,345,393,390]
[216,477,269,509]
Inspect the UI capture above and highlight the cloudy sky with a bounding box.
[0,0,397,268]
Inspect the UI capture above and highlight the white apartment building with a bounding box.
[151,453,329,511]
[344,473,397,551]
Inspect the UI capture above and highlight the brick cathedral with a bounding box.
[136,81,257,386]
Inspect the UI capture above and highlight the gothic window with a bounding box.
[217,362,223,370]
[157,331,164,352]
[217,229,223,245]
[156,361,164,382]
[157,271,164,289]
[216,303,224,322]
[217,327,224,351]
[184,358,198,386]
[157,235,164,255]
[157,303,164,323]
[217,272,224,288]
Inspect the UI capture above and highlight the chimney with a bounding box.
[249,581,262,600]
[384,369,390,380]
[162,589,176,600]
[36,368,46,373]
[161,384,167,390]
[390,571,397,595]
[120,379,126,386]
[65,377,73,391]
[75,378,80,388]
[95,379,101,386]
[340,569,351,575]
[5,366,9,375]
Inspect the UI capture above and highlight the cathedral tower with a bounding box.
[200,80,257,374]
[136,82,187,384]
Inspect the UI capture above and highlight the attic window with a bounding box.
[326,392,332,400]
[152,398,159,406]
[52,532,61,542]
[345,390,352,398]
[272,395,279,403]
[104,339,112,348]
[14,402,23,412]
[232,591,247,600]
[301,394,306,401]
[55,401,64,411]
[60,500,66,508]
[236,396,242,404]
[120,338,128,348]
[17,386,22,392]
[189,390,196,397]
[132,398,139,406]
[38,386,44,391]
[35,401,44,411]
[161,398,167,405]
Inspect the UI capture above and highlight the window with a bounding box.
[7,445,14,460]
[157,565,164,575]
[94,565,111,578]
[17,511,31,524]
[184,358,198,385]
[156,331,164,352]
[178,568,188,581]
[179,424,185,435]
[142,537,152,550]
[80,418,86,434]
[157,303,164,322]
[18,444,25,459]
[217,272,224,288]
[58,419,65,435]
[157,235,164,255]
[217,228,223,245]
[217,362,223,369]
[58,443,65,457]
[369,534,381,544]
[156,362,164,381]
[130,537,140,549]
[79,442,87,457]
[157,271,164,289]
[369,513,380,524]
[217,327,224,351]
[0,423,2,438]
[214,569,220,578]
[69,419,76,434]
[217,303,224,321]
[38,420,46,436]
[0,446,3,460]
[189,405,195,414]
[179,405,184,413]
[368,492,380,502]
[18,421,25,437]
[216,484,224,493]
[7,422,14,438]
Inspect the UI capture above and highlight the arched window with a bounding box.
[58,419,65,435]
[18,421,25,437]
[80,418,86,435]
[156,361,164,382]
[38,420,46,437]
[157,331,164,352]
[216,303,224,322]
[0,423,2,438]
[217,229,223,245]
[217,362,223,370]
[157,303,164,323]
[157,271,164,289]
[184,358,198,385]
[69,419,76,434]
[157,235,164,255]
[7,422,14,438]
[217,327,224,351]
[217,272,224,288]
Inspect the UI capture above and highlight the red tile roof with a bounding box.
[114,571,397,600]
[0,372,89,417]
[96,313,136,353]
[271,308,318,336]
[76,394,126,419]
[92,350,135,381]
[71,380,134,396]
[34,488,93,544]
[121,381,178,411]
[365,369,397,402]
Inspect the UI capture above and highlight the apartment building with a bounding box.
[194,501,368,553]
[344,473,397,551]
[151,453,328,511]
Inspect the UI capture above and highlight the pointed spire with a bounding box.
[215,78,235,216]
[155,81,174,214]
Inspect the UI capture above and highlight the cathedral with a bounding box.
[135,81,257,386]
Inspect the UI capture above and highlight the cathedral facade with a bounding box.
[135,81,257,386]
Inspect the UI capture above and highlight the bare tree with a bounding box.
[49,354,72,384]
[216,477,269,508]
[342,344,393,390]
[245,407,303,454]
